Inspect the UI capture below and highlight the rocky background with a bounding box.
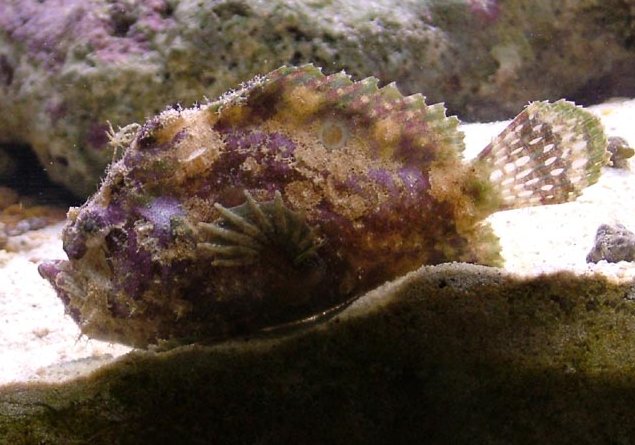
[0,0,634,197]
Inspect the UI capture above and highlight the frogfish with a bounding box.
[38,64,608,347]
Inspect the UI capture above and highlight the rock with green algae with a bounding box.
[0,0,633,197]
[3,264,635,444]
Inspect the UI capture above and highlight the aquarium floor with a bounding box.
[1,98,634,385]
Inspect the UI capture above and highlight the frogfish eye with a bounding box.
[319,120,349,150]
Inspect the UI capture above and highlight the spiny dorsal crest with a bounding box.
[474,100,609,210]
[219,64,465,161]
[274,64,465,154]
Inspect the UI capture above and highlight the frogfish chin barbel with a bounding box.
[38,64,609,348]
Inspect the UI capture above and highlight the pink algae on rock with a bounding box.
[39,64,609,348]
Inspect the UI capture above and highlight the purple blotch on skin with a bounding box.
[267,132,296,157]
[343,174,367,195]
[244,131,268,149]
[395,133,438,165]
[256,155,297,185]
[136,196,184,244]
[103,203,127,226]
[117,227,153,299]
[37,260,82,323]
[97,203,126,226]
[63,229,88,260]
[368,168,399,197]
[38,260,62,284]
[210,128,300,189]
[123,150,144,169]
[398,167,429,197]
[220,128,296,158]
[77,209,108,234]
[222,128,267,151]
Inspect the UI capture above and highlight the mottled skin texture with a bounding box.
[39,65,608,347]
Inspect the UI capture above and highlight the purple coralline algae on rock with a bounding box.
[38,64,608,348]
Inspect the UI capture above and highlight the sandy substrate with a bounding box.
[1,99,634,385]
[0,225,131,384]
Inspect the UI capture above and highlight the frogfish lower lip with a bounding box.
[38,259,64,283]
[37,260,82,323]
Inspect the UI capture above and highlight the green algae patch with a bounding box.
[3,264,635,444]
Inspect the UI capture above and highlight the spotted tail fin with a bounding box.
[473,100,609,211]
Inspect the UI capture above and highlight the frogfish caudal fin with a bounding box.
[471,100,609,211]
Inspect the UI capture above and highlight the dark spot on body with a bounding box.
[77,211,106,234]
[243,81,287,123]
[105,227,128,254]
[137,117,161,148]
[107,293,131,318]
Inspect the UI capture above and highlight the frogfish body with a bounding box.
[39,65,608,347]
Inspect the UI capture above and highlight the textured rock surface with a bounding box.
[3,265,635,443]
[0,0,633,196]
[587,223,635,263]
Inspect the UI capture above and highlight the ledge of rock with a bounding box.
[2,264,635,443]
